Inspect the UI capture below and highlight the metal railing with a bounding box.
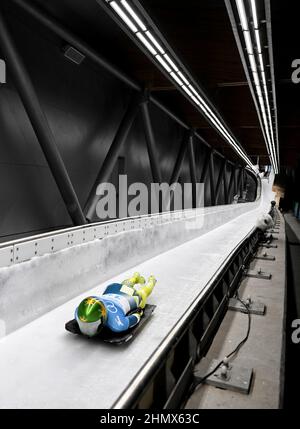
[112,227,259,409]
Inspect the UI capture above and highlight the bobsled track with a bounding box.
[0,176,284,409]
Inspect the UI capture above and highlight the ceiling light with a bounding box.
[136,32,157,55]
[182,85,194,98]
[244,31,253,54]
[120,0,147,31]
[177,71,190,86]
[163,54,179,72]
[110,1,138,33]
[104,0,255,169]
[250,0,259,29]
[236,0,249,31]
[248,55,257,72]
[170,72,183,86]
[253,72,260,86]
[256,85,262,98]
[156,54,172,73]
[255,30,262,53]
[145,31,165,54]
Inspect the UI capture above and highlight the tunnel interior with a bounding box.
[0,0,299,413]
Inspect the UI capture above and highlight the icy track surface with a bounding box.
[0,178,274,408]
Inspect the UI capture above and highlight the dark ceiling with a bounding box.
[5,0,300,169]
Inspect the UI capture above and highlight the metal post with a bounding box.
[233,165,237,195]
[240,168,245,197]
[85,95,141,221]
[223,161,229,204]
[209,152,216,206]
[200,148,212,183]
[140,100,162,184]
[0,8,86,225]
[215,158,226,204]
[236,167,243,197]
[187,131,197,208]
[227,166,236,202]
[170,133,188,185]
[244,170,248,199]
[166,132,188,210]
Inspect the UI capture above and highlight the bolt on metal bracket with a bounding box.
[245,268,272,279]
[255,251,275,261]
[260,244,278,249]
[228,298,266,315]
[194,358,253,394]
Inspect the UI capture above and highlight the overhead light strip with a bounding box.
[102,0,255,169]
[235,0,279,173]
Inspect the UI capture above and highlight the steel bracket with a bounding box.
[194,358,253,394]
[228,298,266,315]
[245,268,272,279]
[255,251,275,261]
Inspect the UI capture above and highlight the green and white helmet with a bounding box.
[75,297,107,337]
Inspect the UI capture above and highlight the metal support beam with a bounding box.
[187,131,197,208]
[240,168,245,197]
[140,100,162,185]
[209,152,216,206]
[223,161,229,204]
[227,165,236,202]
[85,95,141,221]
[9,0,188,134]
[0,8,86,226]
[215,158,226,204]
[236,167,243,198]
[170,133,188,186]
[11,0,139,92]
[200,148,212,184]
[233,165,237,195]
[166,132,188,210]
[10,0,242,167]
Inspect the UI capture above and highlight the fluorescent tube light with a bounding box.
[188,85,199,98]
[170,72,183,86]
[258,53,264,71]
[156,54,172,72]
[121,0,147,31]
[256,85,262,98]
[236,0,249,31]
[248,54,257,72]
[190,95,201,106]
[177,71,190,86]
[250,0,259,29]
[164,54,179,72]
[255,30,262,53]
[182,85,194,98]
[253,71,260,86]
[136,32,157,55]
[244,31,253,54]
[110,1,138,33]
[145,31,165,54]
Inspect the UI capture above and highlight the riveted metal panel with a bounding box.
[0,246,14,268]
